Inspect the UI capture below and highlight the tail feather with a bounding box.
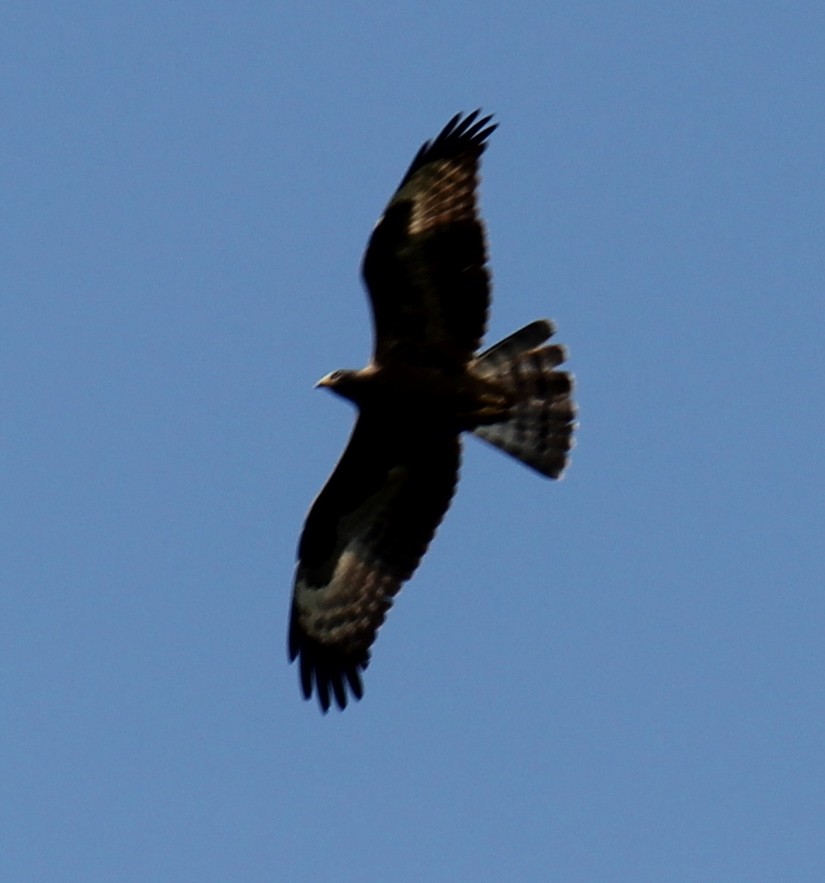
[472,321,576,479]
[474,319,556,370]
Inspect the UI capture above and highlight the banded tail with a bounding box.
[471,320,576,479]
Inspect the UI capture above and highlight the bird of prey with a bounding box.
[289,111,576,712]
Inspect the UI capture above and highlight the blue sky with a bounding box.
[4,3,824,880]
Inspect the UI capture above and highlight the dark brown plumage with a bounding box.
[289,111,576,712]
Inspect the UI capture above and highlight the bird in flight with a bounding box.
[289,111,576,712]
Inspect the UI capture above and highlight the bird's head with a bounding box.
[316,364,379,405]
[315,368,363,402]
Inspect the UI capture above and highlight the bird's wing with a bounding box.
[289,413,460,712]
[361,110,497,370]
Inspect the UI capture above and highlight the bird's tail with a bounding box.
[470,320,576,479]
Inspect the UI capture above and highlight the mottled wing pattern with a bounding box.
[362,111,497,369]
[472,321,576,479]
[290,414,460,712]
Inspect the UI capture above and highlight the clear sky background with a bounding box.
[4,3,824,881]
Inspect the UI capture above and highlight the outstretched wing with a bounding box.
[289,413,460,712]
[362,110,497,369]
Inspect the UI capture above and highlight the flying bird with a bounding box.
[289,111,576,712]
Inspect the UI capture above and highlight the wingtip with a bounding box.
[399,110,498,187]
[441,108,497,149]
[288,604,369,713]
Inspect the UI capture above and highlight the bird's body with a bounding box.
[319,360,512,428]
[289,112,576,711]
